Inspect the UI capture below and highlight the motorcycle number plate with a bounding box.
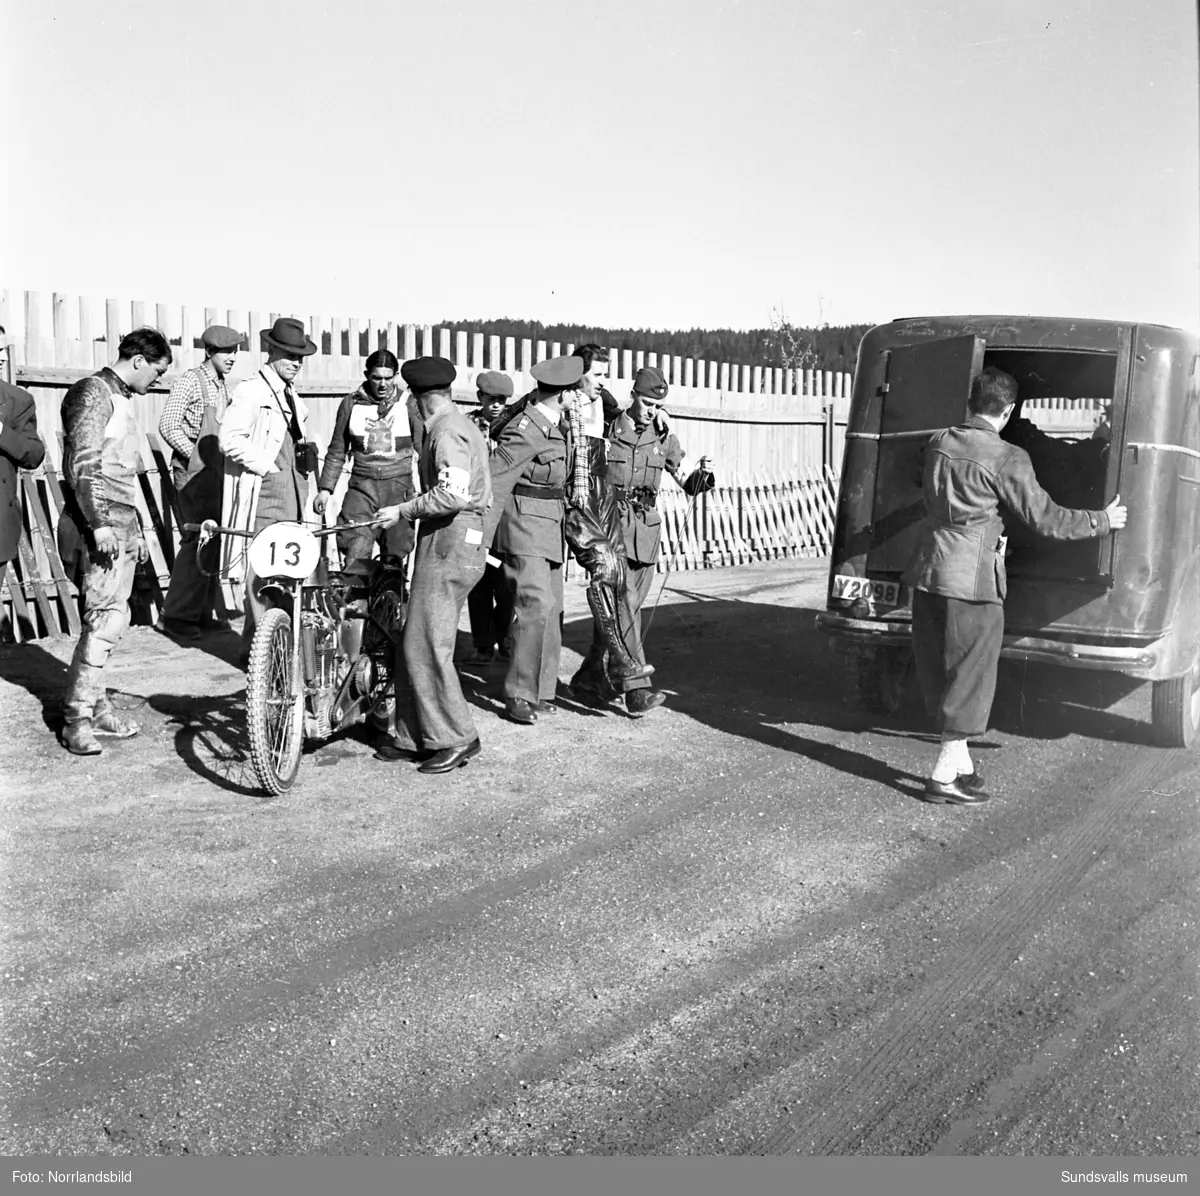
[247,522,320,580]
[831,574,900,610]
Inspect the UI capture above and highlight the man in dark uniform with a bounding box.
[485,355,579,725]
[903,365,1128,804]
[373,357,493,774]
[465,370,513,663]
[570,365,714,715]
[157,323,241,640]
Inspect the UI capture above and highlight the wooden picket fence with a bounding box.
[653,470,837,570]
[0,456,841,643]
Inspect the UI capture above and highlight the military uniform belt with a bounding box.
[614,485,657,509]
[513,483,565,500]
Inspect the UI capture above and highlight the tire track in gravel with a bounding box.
[14,742,804,1114]
[12,712,1134,1134]
[750,744,1194,1155]
[926,949,1192,1154]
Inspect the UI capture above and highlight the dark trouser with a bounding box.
[501,554,563,704]
[63,531,139,726]
[242,466,305,654]
[336,473,415,565]
[574,557,657,694]
[911,588,1004,738]
[161,461,222,627]
[467,562,511,652]
[391,514,488,750]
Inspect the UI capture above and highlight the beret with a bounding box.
[632,366,668,399]
[401,356,456,392]
[476,370,514,398]
[200,325,244,351]
[531,355,584,388]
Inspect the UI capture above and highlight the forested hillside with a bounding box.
[439,318,875,374]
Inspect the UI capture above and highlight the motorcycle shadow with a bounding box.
[146,691,376,798]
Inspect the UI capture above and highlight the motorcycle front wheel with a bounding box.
[246,606,304,795]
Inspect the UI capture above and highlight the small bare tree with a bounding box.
[768,302,827,389]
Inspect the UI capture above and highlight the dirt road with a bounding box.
[1,561,1197,1155]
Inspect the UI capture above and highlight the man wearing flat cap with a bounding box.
[466,371,514,663]
[483,355,581,724]
[218,316,320,664]
[157,324,242,640]
[373,357,493,774]
[570,364,715,715]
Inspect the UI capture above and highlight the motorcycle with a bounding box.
[194,516,407,795]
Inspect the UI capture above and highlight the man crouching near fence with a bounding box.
[57,328,173,755]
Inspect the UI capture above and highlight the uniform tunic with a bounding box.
[485,397,570,704]
[390,401,493,751]
[576,412,705,694]
[902,414,1110,737]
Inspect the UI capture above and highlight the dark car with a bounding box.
[817,315,1200,746]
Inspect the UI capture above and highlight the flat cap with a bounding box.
[632,366,668,399]
[201,324,244,351]
[476,370,514,398]
[531,355,584,388]
[401,356,456,392]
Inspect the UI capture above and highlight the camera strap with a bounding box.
[263,369,304,444]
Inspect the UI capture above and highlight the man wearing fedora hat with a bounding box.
[218,316,319,663]
[157,324,242,640]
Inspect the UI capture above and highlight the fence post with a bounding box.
[823,403,836,472]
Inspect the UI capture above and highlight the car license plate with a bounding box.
[831,574,901,609]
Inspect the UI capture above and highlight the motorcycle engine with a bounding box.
[300,610,341,741]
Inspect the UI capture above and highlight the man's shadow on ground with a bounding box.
[545,591,1155,804]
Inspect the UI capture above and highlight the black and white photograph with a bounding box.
[1,0,1197,1188]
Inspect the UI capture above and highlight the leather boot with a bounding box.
[61,721,103,756]
[587,582,654,683]
[92,696,140,739]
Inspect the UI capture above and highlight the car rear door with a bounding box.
[864,334,983,575]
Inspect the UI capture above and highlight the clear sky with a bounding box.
[4,0,1197,334]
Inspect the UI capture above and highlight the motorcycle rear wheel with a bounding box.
[247,607,304,795]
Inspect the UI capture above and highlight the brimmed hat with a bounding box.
[201,325,244,351]
[401,356,456,393]
[260,317,317,357]
[531,356,584,389]
[476,370,514,399]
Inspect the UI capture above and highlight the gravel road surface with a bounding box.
[1,561,1196,1155]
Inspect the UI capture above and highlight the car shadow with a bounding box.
[557,593,1157,791]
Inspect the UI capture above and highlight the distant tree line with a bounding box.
[439,317,876,374]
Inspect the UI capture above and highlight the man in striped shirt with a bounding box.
[156,324,241,639]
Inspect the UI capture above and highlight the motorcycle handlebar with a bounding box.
[185,518,388,538]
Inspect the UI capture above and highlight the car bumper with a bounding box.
[815,610,1167,678]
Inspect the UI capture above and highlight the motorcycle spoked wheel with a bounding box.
[363,584,406,729]
[246,606,304,795]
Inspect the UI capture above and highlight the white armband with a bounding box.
[437,465,471,499]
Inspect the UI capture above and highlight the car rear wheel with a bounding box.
[855,648,912,715]
[1151,662,1200,748]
